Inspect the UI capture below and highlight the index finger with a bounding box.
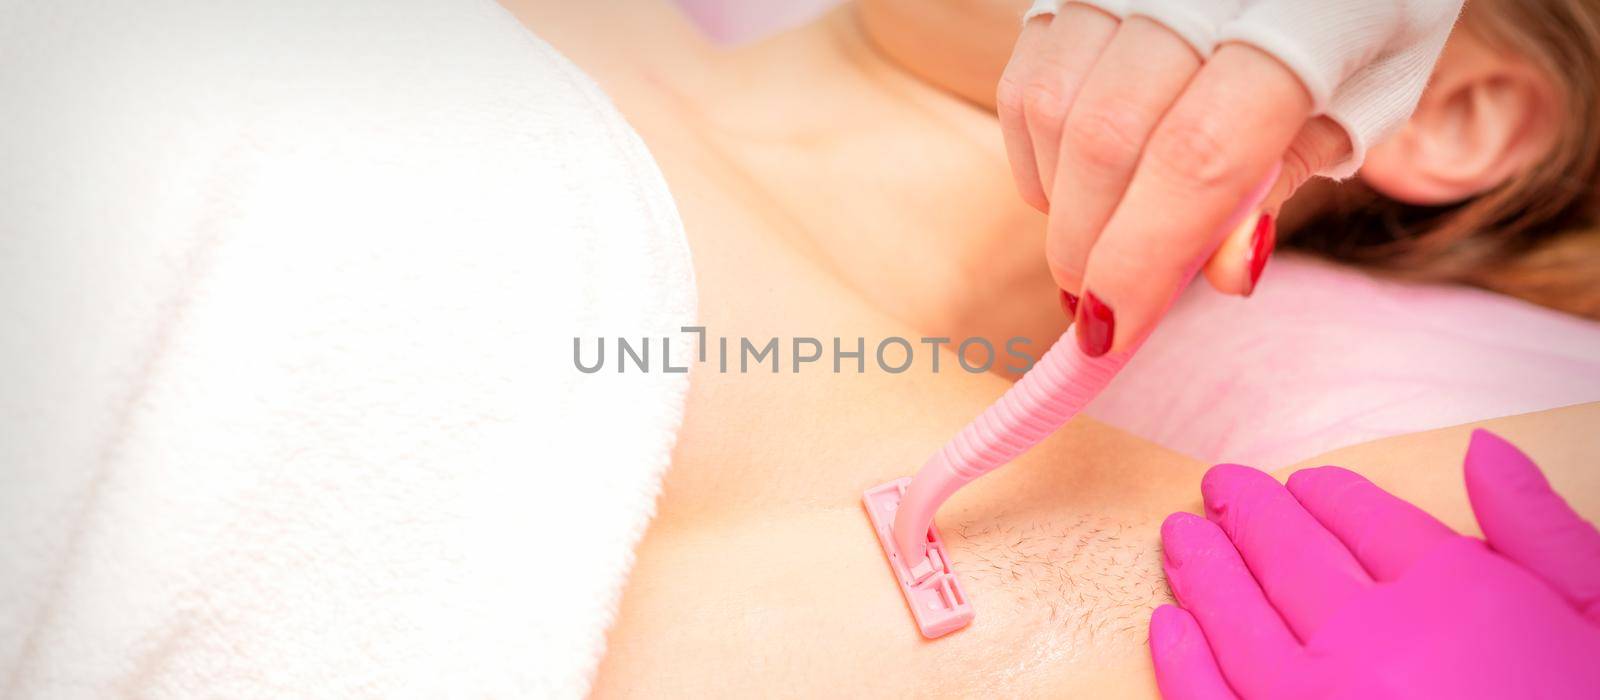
[997,5,1122,212]
[1074,44,1312,356]
[1286,466,1457,582]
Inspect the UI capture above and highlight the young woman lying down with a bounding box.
[497,0,1600,695]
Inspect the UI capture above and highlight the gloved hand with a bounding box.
[999,0,1463,355]
[1152,429,1600,699]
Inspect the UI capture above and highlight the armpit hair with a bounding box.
[948,510,1170,647]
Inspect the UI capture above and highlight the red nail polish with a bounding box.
[1076,290,1115,357]
[1059,289,1079,319]
[1245,213,1276,296]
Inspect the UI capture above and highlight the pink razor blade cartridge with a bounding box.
[863,477,973,638]
[863,165,1280,639]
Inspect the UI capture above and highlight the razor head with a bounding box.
[862,477,974,638]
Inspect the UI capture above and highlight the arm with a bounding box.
[1279,402,1600,539]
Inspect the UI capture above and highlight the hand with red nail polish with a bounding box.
[1151,430,1600,699]
[999,2,1387,354]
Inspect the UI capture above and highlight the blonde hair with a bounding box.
[1290,0,1600,317]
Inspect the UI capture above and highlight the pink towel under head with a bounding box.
[1085,255,1600,468]
[671,0,840,43]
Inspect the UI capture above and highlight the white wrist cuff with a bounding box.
[1024,0,1132,26]
[1217,0,1461,178]
[1023,0,1059,24]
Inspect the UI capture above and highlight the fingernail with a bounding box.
[1149,606,1186,653]
[1466,429,1548,493]
[1159,512,1199,568]
[1059,289,1079,319]
[1244,212,1276,296]
[1200,464,1257,526]
[1076,290,1115,357]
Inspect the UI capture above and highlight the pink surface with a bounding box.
[670,0,841,43]
[1088,255,1600,467]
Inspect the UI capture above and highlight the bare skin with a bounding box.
[497,2,1600,695]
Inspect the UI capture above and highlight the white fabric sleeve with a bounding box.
[1019,0,1464,179]
[1314,29,1453,177]
[1218,0,1462,178]
[1025,0,1130,25]
[1023,0,1057,24]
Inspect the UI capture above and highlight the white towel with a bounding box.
[0,0,695,697]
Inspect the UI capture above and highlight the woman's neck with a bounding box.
[696,10,1063,348]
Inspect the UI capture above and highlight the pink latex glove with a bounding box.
[1151,429,1600,698]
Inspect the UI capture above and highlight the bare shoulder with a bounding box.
[1278,402,1600,535]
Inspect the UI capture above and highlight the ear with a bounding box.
[1360,27,1562,206]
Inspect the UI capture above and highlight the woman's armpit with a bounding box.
[949,509,1170,649]
[597,501,1173,696]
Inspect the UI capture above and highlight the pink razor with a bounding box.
[862,337,1136,637]
[863,166,1280,638]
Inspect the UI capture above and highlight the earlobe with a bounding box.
[1358,35,1561,206]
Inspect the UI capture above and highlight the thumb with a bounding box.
[1465,429,1600,624]
[1202,117,1351,296]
